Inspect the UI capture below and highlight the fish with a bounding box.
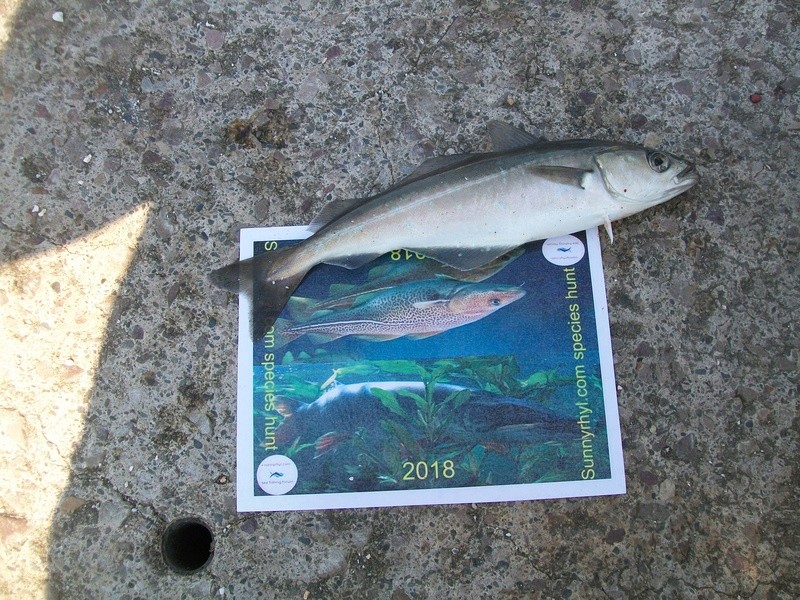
[273,381,579,455]
[290,247,524,318]
[276,278,525,345]
[211,121,699,339]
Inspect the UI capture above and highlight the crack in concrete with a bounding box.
[406,9,477,73]
[89,472,166,526]
[373,91,396,185]
[32,412,71,468]
[0,216,72,254]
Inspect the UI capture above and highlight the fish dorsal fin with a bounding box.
[411,245,520,271]
[307,196,373,233]
[487,121,540,152]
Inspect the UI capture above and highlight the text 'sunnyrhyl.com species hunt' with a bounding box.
[210,121,698,339]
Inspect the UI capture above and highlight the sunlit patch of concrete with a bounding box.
[0,0,24,48]
[0,203,150,597]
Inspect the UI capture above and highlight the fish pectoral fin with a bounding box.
[412,246,520,271]
[527,166,593,189]
[411,299,449,309]
[603,215,614,244]
[314,431,350,457]
[487,121,540,152]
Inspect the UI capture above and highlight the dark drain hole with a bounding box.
[161,518,214,574]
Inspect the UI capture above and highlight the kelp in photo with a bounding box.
[256,356,607,495]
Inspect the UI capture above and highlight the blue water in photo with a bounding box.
[250,232,610,496]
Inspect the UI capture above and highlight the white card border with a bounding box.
[235,227,625,511]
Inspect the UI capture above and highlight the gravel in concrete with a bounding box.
[0,0,798,598]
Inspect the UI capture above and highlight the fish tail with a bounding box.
[209,246,309,340]
[252,271,308,341]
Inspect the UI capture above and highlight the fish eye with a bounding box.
[647,151,670,173]
[489,298,502,306]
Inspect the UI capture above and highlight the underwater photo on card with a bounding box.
[249,230,613,500]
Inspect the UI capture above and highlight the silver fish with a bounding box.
[211,121,698,339]
[276,278,525,345]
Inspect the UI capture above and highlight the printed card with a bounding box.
[235,227,625,511]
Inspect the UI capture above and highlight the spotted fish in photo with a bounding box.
[276,278,525,345]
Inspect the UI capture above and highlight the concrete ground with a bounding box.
[1,0,797,597]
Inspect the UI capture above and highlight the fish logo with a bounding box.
[542,235,586,266]
[269,471,284,478]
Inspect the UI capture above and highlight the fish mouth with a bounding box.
[676,163,697,181]
[672,163,699,192]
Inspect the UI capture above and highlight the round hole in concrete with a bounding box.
[161,517,214,574]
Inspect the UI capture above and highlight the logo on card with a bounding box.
[257,455,298,495]
[542,235,585,266]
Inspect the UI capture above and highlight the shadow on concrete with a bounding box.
[0,0,798,597]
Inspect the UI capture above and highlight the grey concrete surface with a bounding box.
[0,0,798,597]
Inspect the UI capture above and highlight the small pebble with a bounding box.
[52,11,64,23]
[749,93,762,104]
[83,154,92,163]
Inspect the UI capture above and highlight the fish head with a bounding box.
[447,284,526,318]
[594,146,699,208]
